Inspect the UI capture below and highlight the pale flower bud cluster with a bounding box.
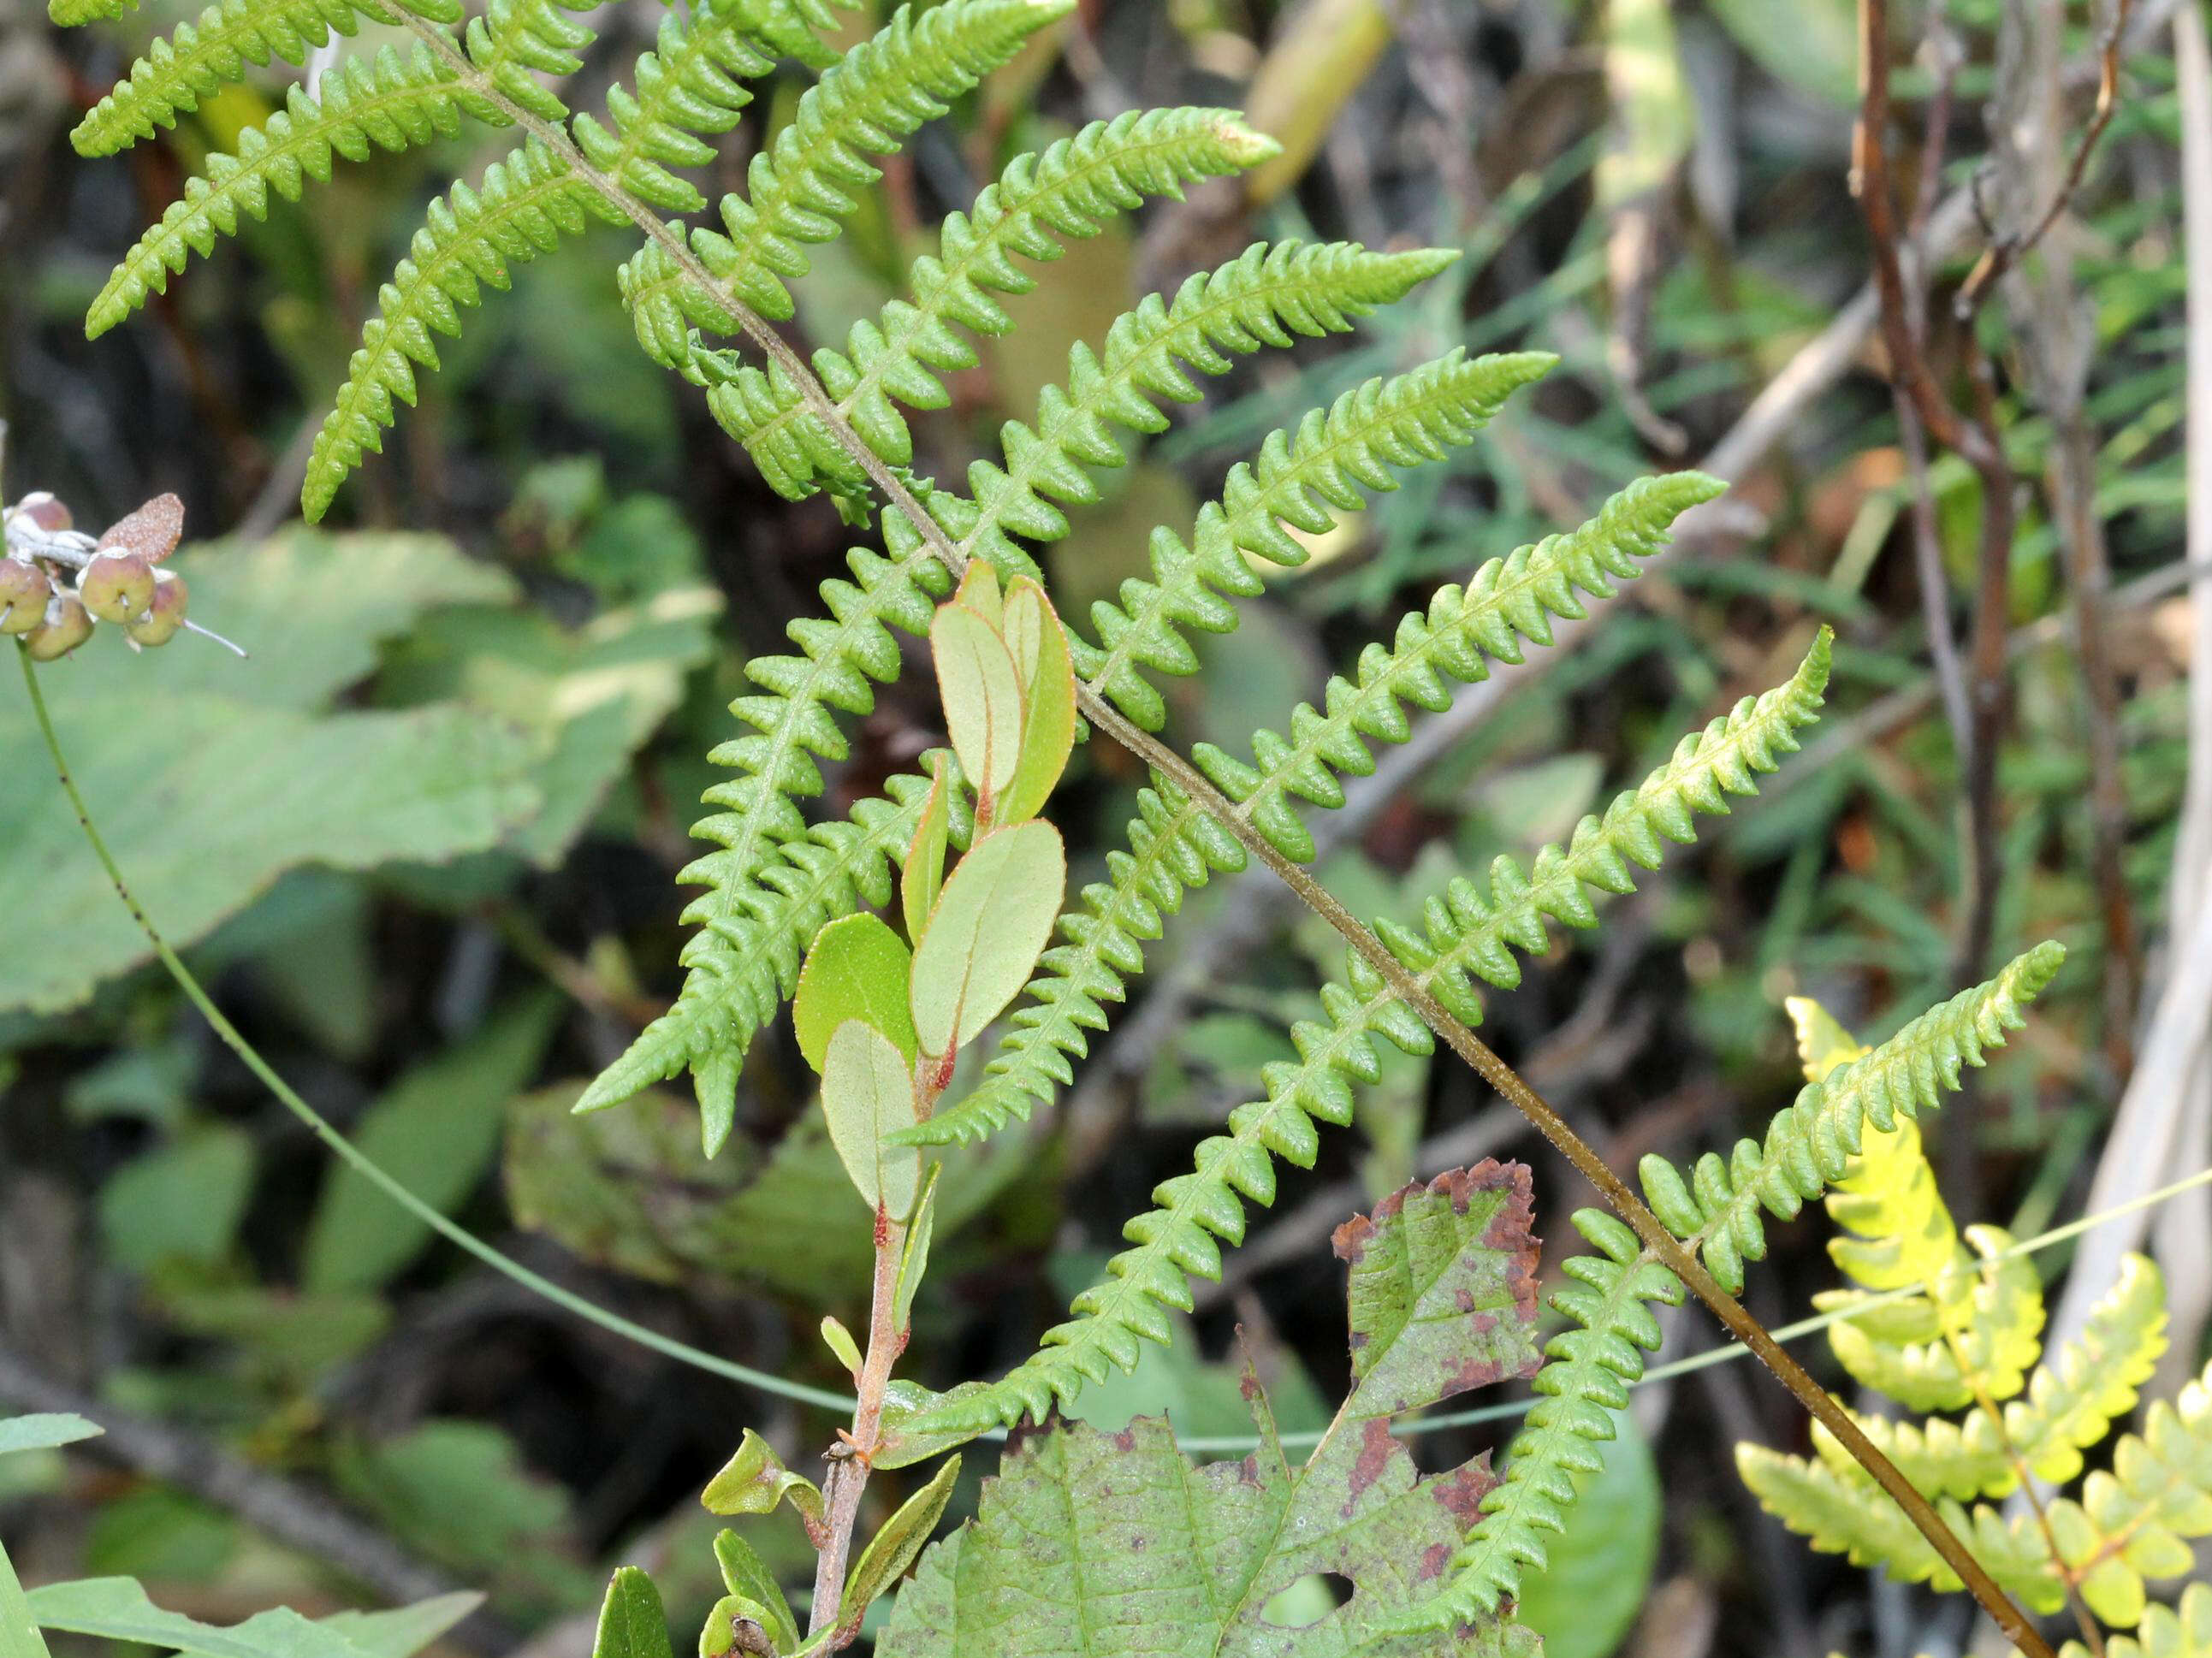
[2,490,191,660]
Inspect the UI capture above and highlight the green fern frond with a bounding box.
[1188,469,1724,861]
[70,0,394,156]
[942,240,1459,577]
[1397,1211,1686,1627]
[706,105,1280,498]
[906,471,1735,1152]
[577,765,972,1153]
[584,242,1453,1128]
[461,0,600,122]
[2072,1584,2212,1658]
[303,141,620,519]
[714,0,847,68]
[1634,940,2067,1294]
[1073,346,1555,731]
[898,638,1831,1433]
[570,7,777,214]
[1737,1440,2065,1611]
[53,0,141,26]
[2044,1358,2212,1626]
[619,0,1071,354]
[86,44,474,339]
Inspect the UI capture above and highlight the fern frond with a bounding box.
[899,640,1831,1435]
[70,0,394,156]
[1634,940,2067,1294]
[1074,346,1555,731]
[707,106,1279,498]
[1826,1114,1960,1292]
[2044,1358,2212,1626]
[713,0,847,68]
[1812,1252,2168,1502]
[620,0,1071,354]
[943,240,1460,576]
[461,0,600,122]
[577,766,970,1153]
[908,471,1736,1151]
[1400,1211,1686,1625]
[86,44,474,339]
[584,242,1454,1126]
[570,7,776,214]
[1737,1442,2065,1611]
[303,141,620,519]
[2073,1584,2212,1658]
[1188,470,1724,860]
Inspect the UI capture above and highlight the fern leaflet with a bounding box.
[304,142,619,518]
[570,8,776,214]
[704,105,1280,498]
[70,0,397,156]
[619,0,1073,357]
[87,45,476,339]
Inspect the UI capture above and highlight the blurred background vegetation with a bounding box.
[0,0,2202,1655]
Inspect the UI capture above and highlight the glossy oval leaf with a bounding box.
[930,607,1025,811]
[794,914,916,1073]
[900,754,952,945]
[592,1568,672,1658]
[908,820,1066,1060]
[997,581,1076,827]
[821,1020,922,1218]
[712,1532,798,1656]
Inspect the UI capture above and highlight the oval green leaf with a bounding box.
[930,606,1025,811]
[900,753,952,944]
[908,820,1066,1060]
[793,914,916,1073]
[836,1454,962,1631]
[821,1020,921,1218]
[997,580,1076,827]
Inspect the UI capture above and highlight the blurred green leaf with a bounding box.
[98,1127,254,1274]
[0,1415,102,1456]
[333,1421,585,1599]
[302,995,561,1293]
[28,1578,373,1658]
[84,1489,237,1584]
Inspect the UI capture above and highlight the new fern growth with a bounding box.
[1738,1000,2212,1643]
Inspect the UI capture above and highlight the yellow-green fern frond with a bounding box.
[2008,1252,2168,1484]
[2068,1585,2212,1658]
[1827,1115,1960,1292]
[460,0,600,122]
[1635,942,2066,1294]
[1737,1442,2064,1612]
[87,44,475,339]
[2043,1358,2212,1627]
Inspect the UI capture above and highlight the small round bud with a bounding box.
[24,591,94,661]
[79,549,157,623]
[0,558,52,635]
[125,569,188,647]
[13,492,72,534]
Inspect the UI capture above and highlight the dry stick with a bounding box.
[367,21,2051,1647]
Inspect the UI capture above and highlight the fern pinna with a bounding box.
[1735,1001,2212,1642]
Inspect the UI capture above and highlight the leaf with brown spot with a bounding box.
[877,1164,1547,1656]
[97,494,185,565]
